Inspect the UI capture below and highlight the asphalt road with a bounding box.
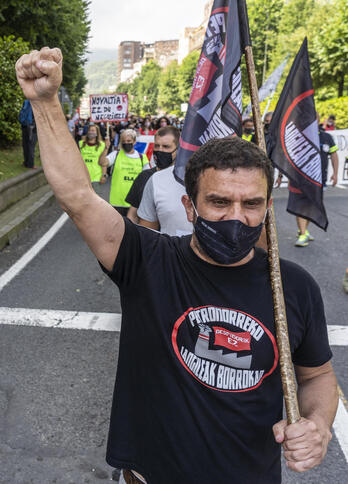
[0,181,347,483]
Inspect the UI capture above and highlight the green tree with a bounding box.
[134,60,162,114]
[177,50,200,103]
[247,0,284,85]
[0,0,90,105]
[269,0,315,70]
[0,35,30,146]
[158,61,180,114]
[116,82,131,94]
[309,0,348,98]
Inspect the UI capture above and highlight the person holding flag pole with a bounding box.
[267,41,339,247]
[14,1,338,482]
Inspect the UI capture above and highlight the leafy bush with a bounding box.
[315,97,348,129]
[0,35,30,147]
[258,96,348,130]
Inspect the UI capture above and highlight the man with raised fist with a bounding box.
[15,48,338,484]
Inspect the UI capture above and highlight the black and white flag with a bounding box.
[174,0,244,184]
[268,38,328,230]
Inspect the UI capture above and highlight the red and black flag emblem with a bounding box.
[174,0,244,184]
[268,38,328,230]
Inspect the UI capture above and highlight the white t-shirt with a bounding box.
[106,149,142,167]
[137,166,193,236]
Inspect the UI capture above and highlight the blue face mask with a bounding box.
[192,202,267,265]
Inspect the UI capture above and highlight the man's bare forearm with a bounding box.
[297,369,338,434]
[31,95,93,213]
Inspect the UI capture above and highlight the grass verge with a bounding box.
[0,144,41,183]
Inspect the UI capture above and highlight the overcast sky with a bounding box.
[88,0,207,50]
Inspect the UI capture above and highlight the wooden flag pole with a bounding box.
[239,1,300,424]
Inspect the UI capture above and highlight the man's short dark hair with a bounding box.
[185,137,274,202]
[242,118,253,126]
[156,126,180,146]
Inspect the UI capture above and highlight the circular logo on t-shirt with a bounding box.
[172,305,278,392]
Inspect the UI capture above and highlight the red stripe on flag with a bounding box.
[280,89,322,187]
[179,138,200,152]
[288,183,303,194]
[228,99,242,121]
[212,7,229,14]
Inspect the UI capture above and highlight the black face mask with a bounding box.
[244,128,254,135]
[122,143,133,153]
[153,149,176,169]
[264,123,270,134]
[192,202,266,265]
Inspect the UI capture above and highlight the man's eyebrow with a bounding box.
[243,196,266,203]
[205,193,231,200]
[205,194,266,203]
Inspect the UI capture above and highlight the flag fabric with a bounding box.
[134,135,155,167]
[243,57,289,118]
[174,0,244,184]
[268,38,328,230]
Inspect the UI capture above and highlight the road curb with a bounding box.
[0,167,47,213]
[0,185,55,251]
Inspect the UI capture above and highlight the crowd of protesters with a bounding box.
[19,102,345,293]
[69,113,185,149]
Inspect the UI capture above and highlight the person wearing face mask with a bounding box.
[323,114,336,131]
[79,124,109,185]
[137,127,193,235]
[155,115,170,130]
[125,126,177,223]
[103,129,149,216]
[251,111,273,147]
[242,118,254,142]
[17,48,337,484]
[139,119,156,136]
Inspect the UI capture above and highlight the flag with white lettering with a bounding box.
[174,0,244,183]
[268,38,328,230]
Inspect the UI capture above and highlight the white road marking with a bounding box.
[336,184,348,189]
[0,306,347,462]
[333,398,348,463]
[0,213,68,291]
[0,308,347,344]
[0,307,121,332]
[328,325,348,346]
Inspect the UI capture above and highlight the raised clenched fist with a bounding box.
[16,47,63,101]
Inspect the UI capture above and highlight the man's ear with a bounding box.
[182,195,195,223]
[267,198,273,209]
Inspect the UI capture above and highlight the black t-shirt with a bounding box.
[101,220,332,484]
[319,129,337,181]
[125,167,157,208]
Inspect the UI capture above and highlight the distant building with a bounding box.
[154,40,179,67]
[117,39,179,85]
[178,0,213,63]
[116,0,212,84]
[117,41,143,84]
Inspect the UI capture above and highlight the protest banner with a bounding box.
[329,129,348,185]
[277,129,348,187]
[89,94,128,122]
